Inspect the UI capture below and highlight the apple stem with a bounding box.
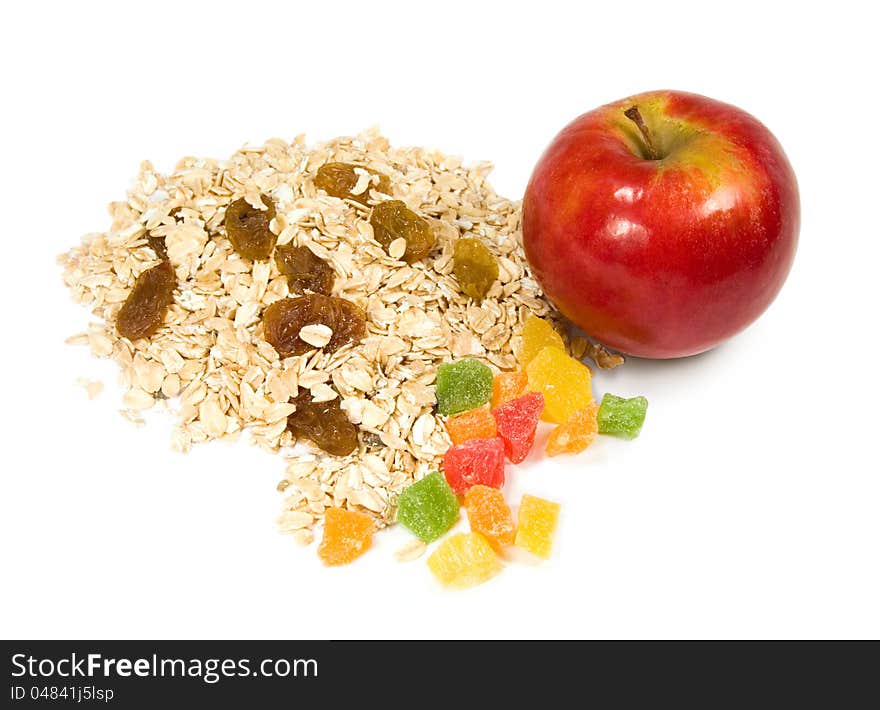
[624,106,660,160]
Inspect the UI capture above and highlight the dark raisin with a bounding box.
[263,294,366,357]
[287,389,358,456]
[146,233,168,261]
[224,195,277,260]
[116,261,176,340]
[274,244,335,295]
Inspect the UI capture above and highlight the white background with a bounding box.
[1,0,877,640]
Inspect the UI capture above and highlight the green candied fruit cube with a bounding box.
[597,393,648,439]
[435,358,493,416]
[397,472,459,542]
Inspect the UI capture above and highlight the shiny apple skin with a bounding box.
[522,90,800,358]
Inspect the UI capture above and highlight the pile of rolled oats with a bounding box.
[59,129,577,544]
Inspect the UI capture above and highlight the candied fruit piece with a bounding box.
[274,244,334,295]
[444,405,497,446]
[546,403,599,456]
[492,392,544,463]
[443,437,505,494]
[526,346,594,424]
[464,485,515,550]
[224,195,277,260]
[370,200,435,263]
[427,532,502,589]
[315,162,391,205]
[116,260,176,341]
[515,494,560,560]
[519,315,565,366]
[597,393,648,439]
[435,358,493,416]
[453,237,499,300]
[397,472,459,543]
[263,294,366,357]
[490,370,528,410]
[317,507,374,566]
[287,389,358,456]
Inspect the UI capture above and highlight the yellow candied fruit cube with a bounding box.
[427,532,503,588]
[518,315,565,366]
[525,346,593,423]
[515,494,560,559]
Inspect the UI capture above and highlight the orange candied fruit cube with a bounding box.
[546,403,599,456]
[490,370,528,410]
[464,484,515,549]
[445,405,497,445]
[317,507,374,566]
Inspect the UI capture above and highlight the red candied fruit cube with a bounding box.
[443,437,505,494]
[492,391,544,463]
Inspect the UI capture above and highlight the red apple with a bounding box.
[522,90,799,358]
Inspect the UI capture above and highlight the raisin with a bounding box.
[453,237,499,299]
[287,389,358,456]
[263,294,366,357]
[369,200,435,264]
[274,244,334,295]
[315,162,391,205]
[146,233,168,261]
[145,207,187,260]
[224,195,277,260]
[116,260,176,341]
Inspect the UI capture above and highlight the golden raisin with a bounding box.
[369,200,435,263]
[274,244,334,295]
[315,162,391,205]
[453,237,499,299]
[224,195,277,260]
[262,294,366,357]
[287,389,358,456]
[116,261,176,341]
